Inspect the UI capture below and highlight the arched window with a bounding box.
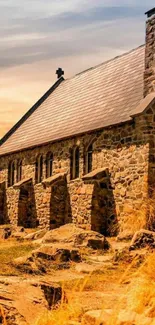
[85,144,93,174]
[75,147,80,179]
[17,160,22,182]
[35,155,43,184]
[8,161,15,187]
[70,146,80,180]
[70,148,74,180]
[46,152,53,178]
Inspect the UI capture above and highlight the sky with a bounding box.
[0,0,154,138]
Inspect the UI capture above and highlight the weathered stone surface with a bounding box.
[144,14,155,96]
[130,229,155,250]
[32,245,81,263]
[75,232,110,250]
[13,255,45,275]
[24,229,47,240]
[117,230,134,242]
[41,224,110,250]
[82,309,154,325]
[117,310,154,325]
[81,309,112,325]
[0,278,63,324]
[40,283,62,309]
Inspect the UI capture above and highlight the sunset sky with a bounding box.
[0,0,154,138]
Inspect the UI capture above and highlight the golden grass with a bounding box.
[0,239,38,275]
[122,191,155,234]
[35,252,155,325]
[127,252,155,318]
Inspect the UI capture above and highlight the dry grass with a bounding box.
[106,252,155,325]
[0,305,7,325]
[122,191,155,234]
[0,239,38,275]
[127,252,155,318]
[35,251,155,325]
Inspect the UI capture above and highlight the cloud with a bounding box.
[0,2,147,69]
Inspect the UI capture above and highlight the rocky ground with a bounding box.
[0,225,154,325]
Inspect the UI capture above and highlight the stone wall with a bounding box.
[144,13,155,97]
[0,182,5,224]
[0,108,152,234]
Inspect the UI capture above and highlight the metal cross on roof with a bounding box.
[56,68,64,79]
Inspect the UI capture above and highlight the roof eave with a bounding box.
[0,118,133,158]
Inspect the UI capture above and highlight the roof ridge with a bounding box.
[69,44,145,79]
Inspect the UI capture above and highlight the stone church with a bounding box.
[0,9,155,235]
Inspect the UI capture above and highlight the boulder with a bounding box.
[13,245,81,274]
[75,232,110,250]
[13,255,46,274]
[41,224,110,250]
[32,245,81,263]
[130,229,155,250]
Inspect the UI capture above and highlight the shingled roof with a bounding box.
[0,45,145,156]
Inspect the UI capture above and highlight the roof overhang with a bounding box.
[42,172,67,187]
[13,177,32,189]
[82,168,108,182]
[130,92,155,117]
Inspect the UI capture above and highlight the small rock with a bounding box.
[117,231,134,242]
[87,238,109,250]
[129,229,155,250]
[0,227,11,239]
[82,309,112,325]
[24,229,47,240]
[113,248,131,262]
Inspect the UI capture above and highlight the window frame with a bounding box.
[16,159,22,183]
[85,143,93,174]
[8,161,15,187]
[70,146,80,180]
[35,155,43,184]
[46,152,53,178]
